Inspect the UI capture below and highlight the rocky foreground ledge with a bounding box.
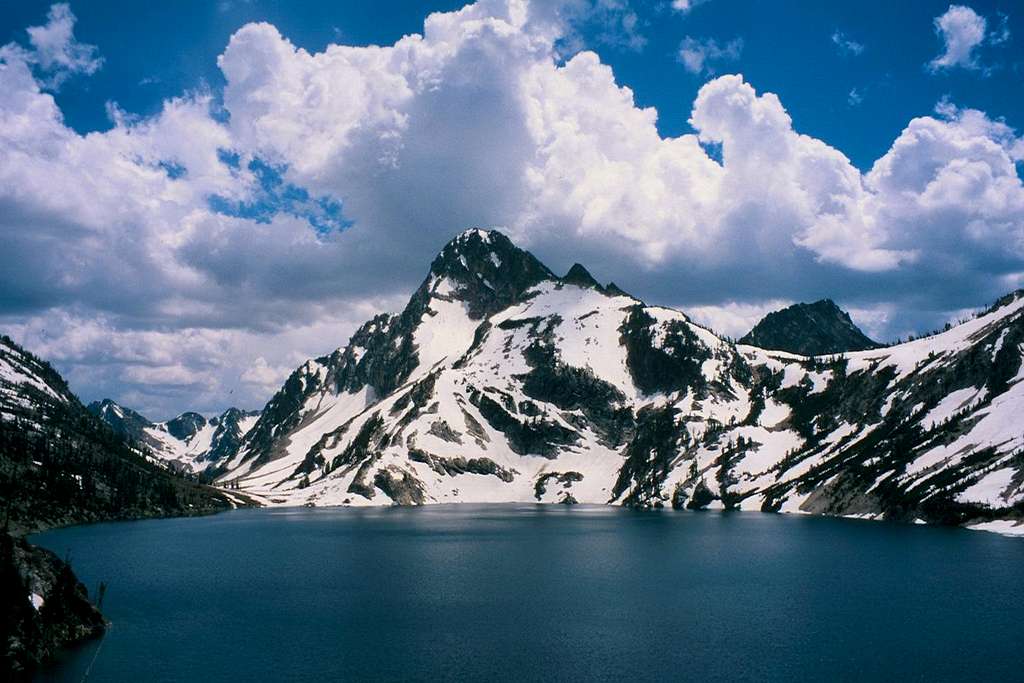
[1,532,106,679]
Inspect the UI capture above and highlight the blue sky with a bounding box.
[4,0,1021,168]
[1,0,1023,417]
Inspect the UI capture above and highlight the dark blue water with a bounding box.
[31,506,1024,682]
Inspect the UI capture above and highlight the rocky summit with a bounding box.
[173,229,1023,531]
[739,299,880,356]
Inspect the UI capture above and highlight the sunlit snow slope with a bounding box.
[213,230,1024,532]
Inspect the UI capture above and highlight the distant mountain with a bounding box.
[87,400,259,473]
[739,299,880,356]
[166,412,206,442]
[201,229,1022,533]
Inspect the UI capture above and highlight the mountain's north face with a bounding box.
[179,229,1024,532]
[739,299,880,356]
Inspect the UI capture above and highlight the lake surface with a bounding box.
[32,506,1024,682]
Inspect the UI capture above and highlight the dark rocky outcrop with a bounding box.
[165,412,207,441]
[611,405,687,506]
[561,263,602,290]
[1,533,106,679]
[515,341,634,448]
[198,408,261,465]
[469,389,578,458]
[534,471,584,500]
[408,448,516,482]
[739,299,879,356]
[619,306,712,396]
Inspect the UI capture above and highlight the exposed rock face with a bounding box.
[739,299,880,356]
[86,399,152,443]
[1,533,106,679]
[166,412,207,441]
[534,471,584,502]
[200,408,261,465]
[206,230,1022,531]
[561,263,602,290]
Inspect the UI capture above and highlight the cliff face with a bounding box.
[1,533,106,679]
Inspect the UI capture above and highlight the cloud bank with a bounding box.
[0,0,1022,416]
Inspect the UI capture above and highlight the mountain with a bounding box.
[206,229,1023,532]
[88,400,260,474]
[1,334,247,675]
[739,299,880,355]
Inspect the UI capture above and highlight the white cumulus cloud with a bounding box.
[1,0,1022,416]
[929,4,987,71]
[18,3,103,88]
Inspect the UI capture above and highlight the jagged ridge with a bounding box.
[88,400,259,474]
[203,230,1023,534]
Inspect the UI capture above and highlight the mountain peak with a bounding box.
[426,228,555,319]
[166,411,207,441]
[89,398,123,416]
[739,299,879,356]
[87,398,152,429]
[562,263,601,290]
[211,406,258,426]
[434,228,508,263]
[604,282,630,297]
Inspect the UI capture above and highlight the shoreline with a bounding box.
[34,500,1024,540]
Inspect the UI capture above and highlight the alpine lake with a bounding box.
[32,505,1024,682]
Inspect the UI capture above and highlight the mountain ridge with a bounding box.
[87,400,259,474]
[13,229,1022,533]
[183,228,1023,533]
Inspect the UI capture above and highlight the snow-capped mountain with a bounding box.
[88,399,259,473]
[209,229,1023,533]
[1,334,77,425]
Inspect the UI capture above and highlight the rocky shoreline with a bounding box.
[2,531,106,680]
